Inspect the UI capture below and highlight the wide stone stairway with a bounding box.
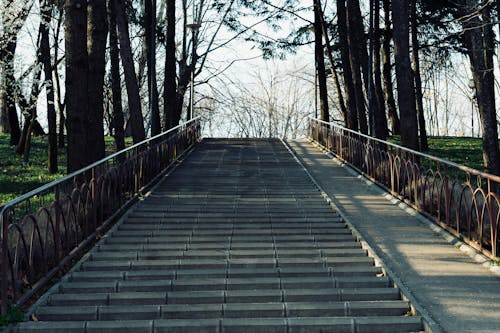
[17,139,423,332]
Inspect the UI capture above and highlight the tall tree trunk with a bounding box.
[410,0,428,150]
[65,0,89,172]
[373,0,388,139]
[0,2,28,145]
[392,0,418,150]
[460,1,499,175]
[317,0,346,121]
[53,8,66,148]
[114,0,146,143]
[87,0,107,161]
[347,0,380,134]
[107,0,125,151]
[40,0,58,173]
[381,0,399,135]
[337,0,358,130]
[164,0,178,129]
[1,40,21,145]
[145,0,161,135]
[346,0,367,134]
[314,0,329,122]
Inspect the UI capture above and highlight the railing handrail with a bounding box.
[0,117,201,213]
[309,116,500,183]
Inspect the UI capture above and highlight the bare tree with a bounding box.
[313,0,329,122]
[107,0,124,151]
[382,0,400,135]
[114,0,146,143]
[458,0,499,174]
[392,0,419,150]
[410,0,428,150]
[0,1,31,145]
[40,0,57,173]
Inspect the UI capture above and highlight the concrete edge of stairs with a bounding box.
[281,138,444,333]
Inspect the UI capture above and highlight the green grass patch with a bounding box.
[0,134,131,206]
[0,304,24,327]
[388,136,484,171]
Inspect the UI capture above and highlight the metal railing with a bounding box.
[0,117,201,314]
[309,117,499,260]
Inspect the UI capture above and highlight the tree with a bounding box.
[392,0,419,150]
[381,0,399,135]
[164,0,177,129]
[87,0,108,161]
[372,0,388,139]
[40,0,57,173]
[313,0,329,122]
[337,0,358,130]
[145,0,161,135]
[107,0,125,151]
[114,0,146,143]
[459,0,499,175]
[65,0,89,172]
[0,1,30,145]
[317,0,347,123]
[346,0,368,133]
[411,0,428,150]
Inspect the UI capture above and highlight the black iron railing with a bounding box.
[0,117,201,314]
[309,117,499,260]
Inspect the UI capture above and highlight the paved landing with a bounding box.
[288,139,500,333]
[17,139,422,333]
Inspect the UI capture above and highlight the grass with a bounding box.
[388,136,485,171]
[0,304,24,327]
[0,134,130,206]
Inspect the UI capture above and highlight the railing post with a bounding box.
[1,209,8,315]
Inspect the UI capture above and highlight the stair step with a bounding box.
[48,288,401,307]
[60,276,390,293]
[17,316,423,333]
[35,301,410,321]
[70,266,382,282]
[80,256,374,271]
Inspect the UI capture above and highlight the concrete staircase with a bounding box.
[16,139,423,332]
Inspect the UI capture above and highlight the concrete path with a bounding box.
[16,139,422,333]
[288,139,500,333]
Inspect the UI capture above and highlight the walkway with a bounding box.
[16,139,422,332]
[288,140,500,333]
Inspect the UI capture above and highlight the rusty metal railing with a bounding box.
[309,117,499,260]
[0,117,201,314]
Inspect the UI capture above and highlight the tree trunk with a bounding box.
[318,0,346,123]
[381,0,399,135]
[107,0,125,151]
[87,0,107,161]
[1,39,21,145]
[460,1,499,175]
[314,0,329,122]
[347,0,379,134]
[410,0,428,151]
[392,0,418,150]
[373,0,388,139]
[346,1,367,134]
[114,0,146,143]
[53,8,66,148]
[65,0,89,172]
[164,0,178,129]
[145,0,161,135]
[337,0,358,130]
[40,0,58,173]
